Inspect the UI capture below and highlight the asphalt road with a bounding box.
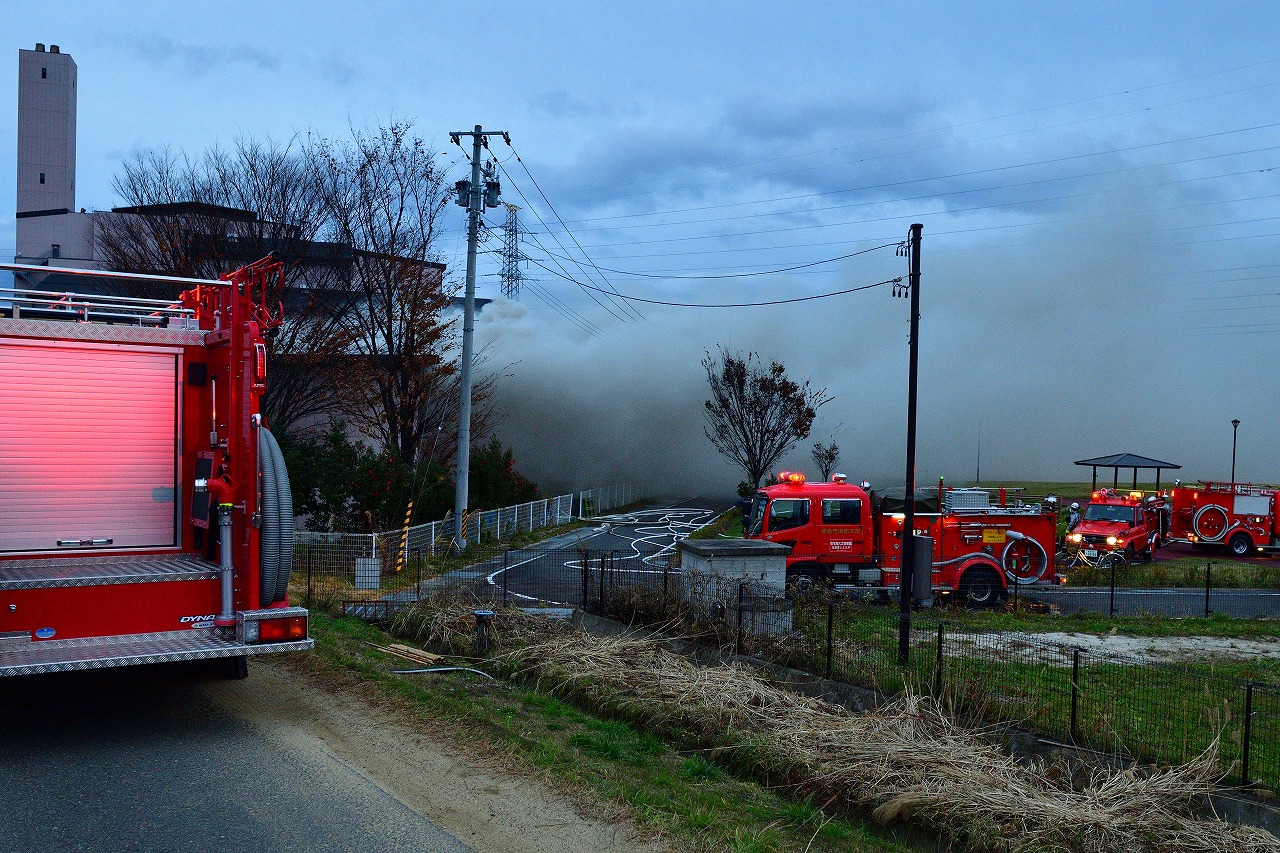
[480,498,725,607]
[0,662,469,853]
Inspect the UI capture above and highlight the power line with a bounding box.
[499,144,646,322]
[526,259,901,308]
[541,242,900,280]
[556,57,1280,201]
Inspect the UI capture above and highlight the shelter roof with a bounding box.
[1073,453,1181,470]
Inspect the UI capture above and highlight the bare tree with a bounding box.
[95,137,357,435]
[811,439,841,481]
[702,348,831,488]
[313,122,474,466]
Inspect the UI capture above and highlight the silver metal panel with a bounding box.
[0,628,312,677]
[0,317,206,345]
[0,554,219,590]
[945,489,990,511]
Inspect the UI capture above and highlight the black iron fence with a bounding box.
[1034,559,1280,619]
[320,545,1280,793]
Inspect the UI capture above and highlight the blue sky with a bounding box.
[3,3,1277,491]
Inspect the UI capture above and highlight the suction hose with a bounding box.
[1001,530,1048,584]
[257,420,280,606]
[262,426,294,602]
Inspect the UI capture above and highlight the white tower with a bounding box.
[17,43,76,217]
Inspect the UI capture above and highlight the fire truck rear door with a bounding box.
[0,341,178,552]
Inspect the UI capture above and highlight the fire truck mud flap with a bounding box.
[0,628,312,678]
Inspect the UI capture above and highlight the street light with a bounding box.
[1231,419,1241,485]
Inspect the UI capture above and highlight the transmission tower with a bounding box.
[499,203,528,300]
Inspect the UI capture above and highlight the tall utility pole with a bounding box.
[449,125,507,551]
[898,223,923,667]
[499,203,527,300]
[1231,418,1241,484]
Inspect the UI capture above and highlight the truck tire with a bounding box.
[787,569,820,597]
[1229,533,1253,558]
[226,654,249,680]
[1192,504,1230,543]
[959,566,1003,608]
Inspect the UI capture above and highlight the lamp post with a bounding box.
[1231,419,1241,485]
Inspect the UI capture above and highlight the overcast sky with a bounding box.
[3,3,1277,495]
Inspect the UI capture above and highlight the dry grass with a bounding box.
[496,627,1279,853]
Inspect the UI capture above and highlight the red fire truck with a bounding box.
[0,259,311,678]
[744,473,1060,605]
[1064,489,1164,563]
[1169,481,1280,557]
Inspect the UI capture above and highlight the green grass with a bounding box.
[687,508,744,541]
[302,612,920,853]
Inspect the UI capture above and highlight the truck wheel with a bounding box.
[226,655,249,680]
[788,570,820,597]
[1228,534,1253,558]
[1125,544,1136,565]
[960,567,1002,608]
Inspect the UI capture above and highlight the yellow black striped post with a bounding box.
[396,500,414,574]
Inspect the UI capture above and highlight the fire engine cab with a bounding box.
[1065,489,1165,563]
[744,472,1060,605]
[0,260,311,678]
[1169,482,1280,557]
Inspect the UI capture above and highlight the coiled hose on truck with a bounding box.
[257,425,294,606]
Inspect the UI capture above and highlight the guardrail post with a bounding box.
[825,597,835,679]
[1109,560,1117,617]
[662,562,670,611]
[1205,562,1213,618]
[934,621,945,697]
[1070,648,1082,742]
[1242,681,1255,785]
[502,550,509,606]
[735,582,745,656]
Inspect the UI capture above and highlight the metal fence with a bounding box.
[317,534,1280,794]
[576,483,640,516]
[1019,559,1280,619]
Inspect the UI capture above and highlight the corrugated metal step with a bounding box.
[0,554,218,591]
[0,628,312,677]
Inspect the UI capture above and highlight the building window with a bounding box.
[39,173,45,184]
[51,244,61,258]
[41,67,47,79]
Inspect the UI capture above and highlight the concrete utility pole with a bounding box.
[898,223,923,667]
[449,125,507,551]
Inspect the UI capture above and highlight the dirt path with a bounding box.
[207,660,669,853]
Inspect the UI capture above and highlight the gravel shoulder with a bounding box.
[209,658,668,853]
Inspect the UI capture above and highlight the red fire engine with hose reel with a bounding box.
[1169,481,1280,557]
[744,472,1061,606]
[0,258,311,678]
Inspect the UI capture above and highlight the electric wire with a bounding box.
[541,242,901,280]
[499,142,647,322]
[557,57,1280,200]
[525,258,902,308]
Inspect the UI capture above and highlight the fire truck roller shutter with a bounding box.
[263,426,294,602]
[1192,504,1230,543]
[1000,530,1047,584]
[0,342,177,552]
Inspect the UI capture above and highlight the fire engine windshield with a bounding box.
[1083,504,1136,524]
[768,498,810,532]
[747,494,767,535]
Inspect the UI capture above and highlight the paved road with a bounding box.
[1019,586,1280,618]
[0,662,469,853]
[390,498,725,609]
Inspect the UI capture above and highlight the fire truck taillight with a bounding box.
[251,615,307,643]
